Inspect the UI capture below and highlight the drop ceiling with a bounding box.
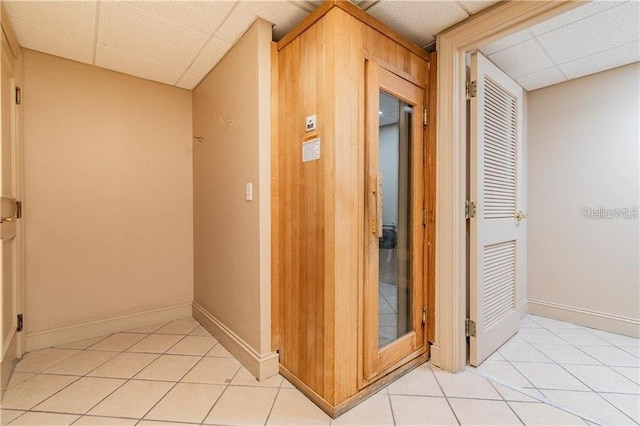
[480,0,640,91]
[4,0,498,90]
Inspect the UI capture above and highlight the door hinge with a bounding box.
[17,314,23,332]
[465,200,476,219]
[15,87,21,105]
[422,307,426,325]
[423,107,427,127]
[423,208,427,226]
[16,201,22,219]
[466,80,477,100]
[465,318,476,337]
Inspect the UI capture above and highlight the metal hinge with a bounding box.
[423,107,427,127]
[465,200,476,219]
[423,208,427,226]
[465,318,476,337]
[16,201,22,219]
[15,87,21,105]
[422,307,426,325]
[466,81,477,100]
[17,314,23,332]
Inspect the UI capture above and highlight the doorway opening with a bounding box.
[463,2,639,423]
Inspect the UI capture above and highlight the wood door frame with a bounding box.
[362,59,426,384]
[434,0,582,373]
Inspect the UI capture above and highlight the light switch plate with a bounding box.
[245,183,253,201]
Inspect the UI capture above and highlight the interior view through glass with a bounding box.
[378,91,414,348]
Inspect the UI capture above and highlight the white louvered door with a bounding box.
[469,52,525,366]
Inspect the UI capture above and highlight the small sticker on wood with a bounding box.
[302,138,320,162]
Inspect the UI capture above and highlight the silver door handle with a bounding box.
[515,210,528,222]
[0,217,14,223]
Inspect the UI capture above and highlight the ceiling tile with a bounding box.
[215,1,308,43]
[457,0,500,15]
[367,1,469,47]
[4,0,97,40]
[125,1,235,35]
[480,30,531,56]
[529,0,620,36]
[559,40,640,80]
[516,67,567,91]
[190,37,233,75]
[95,44,184,86]
[10,17,93,65]
[536,1,640,64]
[98,1,209,69]
[488,38,555,79]
[176,70,206,90]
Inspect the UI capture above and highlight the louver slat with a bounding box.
[483,76,517,220]
[482,240,516,330]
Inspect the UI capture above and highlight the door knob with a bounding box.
[515,210,528,223]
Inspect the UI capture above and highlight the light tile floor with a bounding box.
[0,316,637,425]
[470,315,640,425]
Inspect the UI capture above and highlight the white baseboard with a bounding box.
[528,298,640,338]
[192,301,279,381]
[518,299,529,318]
[26,302,192,352]
[429,343,441,368]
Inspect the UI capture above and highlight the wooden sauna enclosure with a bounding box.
[271,0,437,417]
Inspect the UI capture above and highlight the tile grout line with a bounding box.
[198,363,244,426]
[262,385,283,426]
[14,320,201,424]
[427,363,461,426]
[510,316,637,424]
[468,366,603,425]
[486,379,526,425]
[138,355,208,424]
[533,319,640,424]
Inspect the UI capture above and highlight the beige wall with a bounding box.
[23,50,194,334]
[527,63,640,336]
[193,20,272,355]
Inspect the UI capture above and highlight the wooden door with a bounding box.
[0,30,22,395]
[469,51,525,366]
[363,60,426,381]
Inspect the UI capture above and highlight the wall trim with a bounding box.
[528,299,640,338]
[192,302,279,381]
[26,302,192,352]
[435,0,580,373]
[429,343,441,368]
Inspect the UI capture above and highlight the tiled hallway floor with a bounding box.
[470,315,639,425]
[0,316,637,425]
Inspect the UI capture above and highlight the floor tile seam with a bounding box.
[198,365,244,426]
[63,333,115,350]
[546,354,640,423]
[427,364,461,426]
[60,336,187,419]
[14,374,83,412]
[560,339,638,368]
[555,362,640,393]
[543,326,611,347]
[139,350,209,424]
[385,387,398,426]
[468,364,605,425]
[578,326,640,354]
[497,339,556,364]
[491,353,538,389]
[486,379,526,425]
[261,385,282,426]
[42,349,125,377]
[18,348,86,375]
